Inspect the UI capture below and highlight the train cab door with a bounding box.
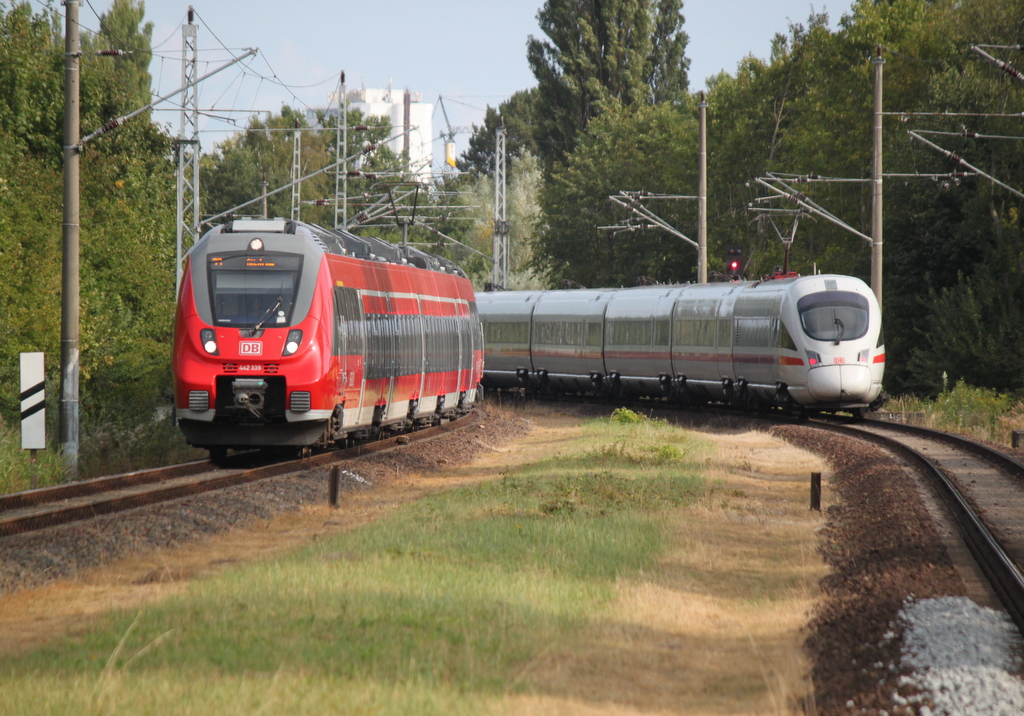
[334,292,347,400]
[333,285,366,426]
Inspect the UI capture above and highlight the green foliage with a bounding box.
[610,406,643,423]
[0,1,179,452]
[527,0,690,168]
[0,3,63,161]
[0,416,69,493]
[883,380,1018,443]
[199,105,398,227]
[534,101,698,286]
[932,380,1009,436]
[459,89,540,176]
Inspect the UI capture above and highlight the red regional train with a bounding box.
[172,218,483,460]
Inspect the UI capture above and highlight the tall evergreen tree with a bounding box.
[460,88,539,176]
[527,0,690,168]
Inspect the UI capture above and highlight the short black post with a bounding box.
[810,472,821,511]
[1012,430,1024,449]
[329,465,340,508]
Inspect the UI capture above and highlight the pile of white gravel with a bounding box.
[883,596,1024,715]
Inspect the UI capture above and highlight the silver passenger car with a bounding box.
[476,274,885,414]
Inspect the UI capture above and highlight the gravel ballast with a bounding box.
[771,423,1024,716]
[890,596,1024,716]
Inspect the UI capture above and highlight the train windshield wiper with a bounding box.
[251,296,282,334]
[833,311,845,345]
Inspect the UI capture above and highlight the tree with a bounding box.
[534,101,698,287]
[200,106,398,229]
[0,0,177,430]
[527,0,690,168]
[460,88,539,176]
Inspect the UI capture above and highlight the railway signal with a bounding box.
[725,246,744,278]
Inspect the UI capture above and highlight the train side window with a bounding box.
[780,321,798,351]
[470,304,482,355]
[397,314,406,376]
[674,318,697,347]
[736,317,773,347]
[654,320,670,347]
[695,319,714,347]
[485,321,528,344]
[608,319,651,346]
[333,287,365,357]
[716,318,732,348]
[586,322,602,347]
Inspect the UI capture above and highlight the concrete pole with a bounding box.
[697,92,708,284]
[871,46,884,310]
[60,0,81,477]
[343,78,348,228]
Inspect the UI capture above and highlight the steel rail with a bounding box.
[0,461,213,513]
[0,412,478,538]
[862,417,1024,477]
[809,418,1024,635]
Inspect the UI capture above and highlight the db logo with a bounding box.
[239,341,263,356]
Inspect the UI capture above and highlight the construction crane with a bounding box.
[437,96,473,168]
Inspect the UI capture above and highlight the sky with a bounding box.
[44,0,845,166]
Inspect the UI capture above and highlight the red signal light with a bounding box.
[724,246,744,278]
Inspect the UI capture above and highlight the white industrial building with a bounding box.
[306,87,433,182]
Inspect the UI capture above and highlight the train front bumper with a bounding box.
[806,364,873,403]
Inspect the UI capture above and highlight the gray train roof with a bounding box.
[199,218,467,278]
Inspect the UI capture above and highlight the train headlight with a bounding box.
[805,350,822,367]
[200,328,219,355]
[283,329,303,356]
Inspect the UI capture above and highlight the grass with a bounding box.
[0,417,69,493]
[0,409,205,495]
[0,410,711,715]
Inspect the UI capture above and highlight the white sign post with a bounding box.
[20,352,45,454]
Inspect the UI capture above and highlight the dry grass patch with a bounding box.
[500,425,828,716]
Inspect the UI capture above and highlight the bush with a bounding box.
[610,407,643,424]
[883,380,1020,444]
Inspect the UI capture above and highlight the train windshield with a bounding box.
[207,253,303,327]
[797,290,869,342]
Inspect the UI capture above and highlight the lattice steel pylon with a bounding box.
[291,123,301,221]
[175,9,199,288]
[491,127,509,288]
[334,71,346,229]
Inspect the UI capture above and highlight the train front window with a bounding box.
[797,291,869,342]
[207,253,303,327]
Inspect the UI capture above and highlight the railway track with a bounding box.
[0,412,478,539]
[809,416,1024,633]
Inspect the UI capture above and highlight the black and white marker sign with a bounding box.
[20,352,45,450]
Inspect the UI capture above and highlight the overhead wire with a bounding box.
[191,7,336,116]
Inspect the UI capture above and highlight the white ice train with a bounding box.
[476,274,885,416]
